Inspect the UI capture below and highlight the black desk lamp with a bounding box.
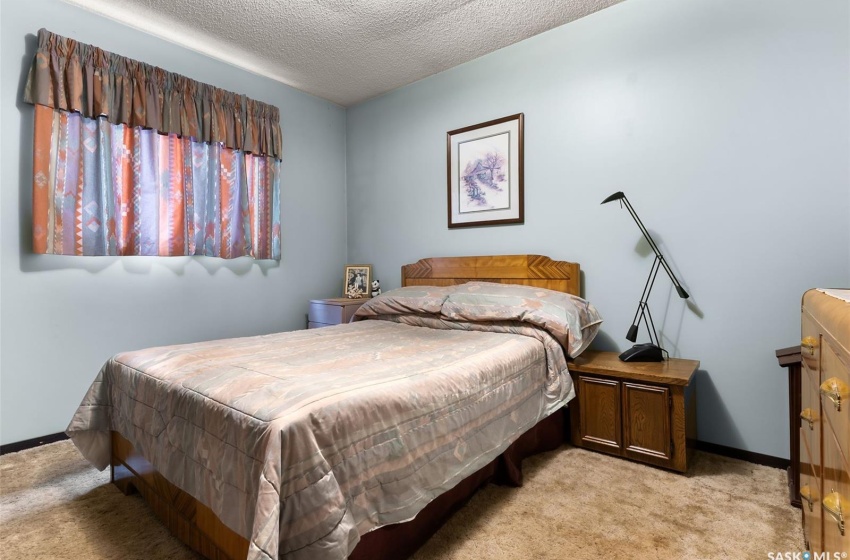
[601,191,689,362]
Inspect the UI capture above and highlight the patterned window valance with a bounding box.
[23,28,282,160]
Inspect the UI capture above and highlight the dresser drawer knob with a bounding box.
[823,490,846,536]
[820,377,850,412]
[800,485,816,512]
[802,337,818,355]
[800,408,816,430]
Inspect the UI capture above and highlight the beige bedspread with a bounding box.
[67,318,574,560]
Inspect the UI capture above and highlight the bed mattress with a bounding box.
[67,318,573,560]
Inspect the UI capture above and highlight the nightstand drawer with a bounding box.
[308,298,366,328]
[309,303,344,324]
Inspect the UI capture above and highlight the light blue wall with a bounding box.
[346,0,850,458]
[2,0,848,457]
[0,0,348,444]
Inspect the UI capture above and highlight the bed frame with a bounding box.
[110,254,581,560]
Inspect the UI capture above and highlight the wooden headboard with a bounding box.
[401,255,581,296]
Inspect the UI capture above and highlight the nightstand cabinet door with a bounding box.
[576,375,622,453]
[622,382,672,467]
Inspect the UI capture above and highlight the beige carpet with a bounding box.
[0,440,802,559]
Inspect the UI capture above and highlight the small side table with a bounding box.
[308,298,367,329]
[775,345,802,509]
[568,350,699,472]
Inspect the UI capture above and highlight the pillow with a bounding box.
[440,282,603,357]
[352,285,456,319]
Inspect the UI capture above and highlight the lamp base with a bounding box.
[619,343,664,362]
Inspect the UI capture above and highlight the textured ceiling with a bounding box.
[63,0,624,106]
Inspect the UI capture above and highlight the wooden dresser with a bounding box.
[308,298,366,329]
[568,350,698,472]
[800,289,850,553]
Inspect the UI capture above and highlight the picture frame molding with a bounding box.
[446,113,524,229]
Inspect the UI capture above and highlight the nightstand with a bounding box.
[775,345,802,508]
[568,350,699,472]
[308,298,367,329]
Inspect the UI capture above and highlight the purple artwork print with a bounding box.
[458,132,510,213]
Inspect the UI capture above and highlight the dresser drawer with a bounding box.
[800,446,823,551]
[820,337,850,445]
[802,310,821,372]
[822,430,849,553]
[801,365,821,479]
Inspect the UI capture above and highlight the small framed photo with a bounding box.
[447,113,524,228]
[343,264,372,298]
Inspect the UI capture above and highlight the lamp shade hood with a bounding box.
[601,191,626,204]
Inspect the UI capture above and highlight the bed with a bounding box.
[66,254,599,560]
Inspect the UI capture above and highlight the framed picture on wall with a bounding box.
[446,113,524,228]
[343,264,372,298]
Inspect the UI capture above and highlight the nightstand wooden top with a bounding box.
[310,298,370,306]
[570,350,699,386]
